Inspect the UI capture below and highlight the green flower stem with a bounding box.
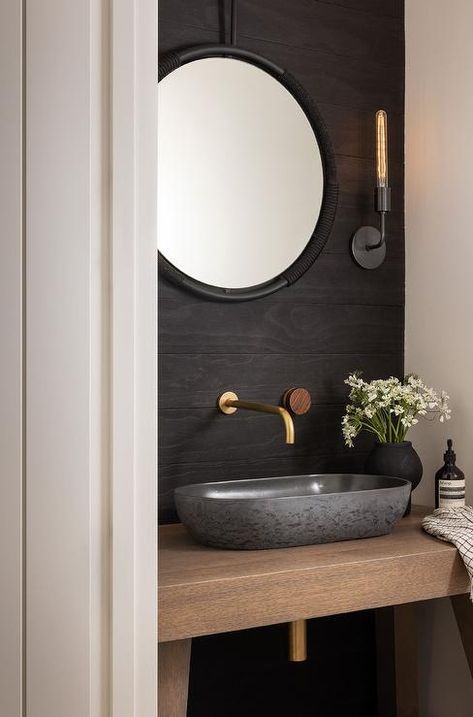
[371,412,387,442]
[359,421,384,443]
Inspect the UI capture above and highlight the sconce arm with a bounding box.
[366,186,391,252]
[367,211,386,251]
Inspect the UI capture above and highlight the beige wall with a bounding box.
[0,3,23,715]
[406,1,473,713]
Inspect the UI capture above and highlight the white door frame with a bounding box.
[111,1,158,715]
[1,1,157,714]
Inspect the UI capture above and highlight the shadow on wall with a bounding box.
[417,600,473,717]
[188,614,378,717]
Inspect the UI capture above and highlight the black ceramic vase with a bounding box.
[365,441,423,516]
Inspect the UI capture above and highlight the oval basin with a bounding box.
[174,474,411,550]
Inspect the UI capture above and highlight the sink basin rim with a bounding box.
[174,473,411,502]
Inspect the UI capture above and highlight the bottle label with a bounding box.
[438,479,466,508]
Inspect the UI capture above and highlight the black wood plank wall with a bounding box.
[158,0,405,523]
[159,1,404,714]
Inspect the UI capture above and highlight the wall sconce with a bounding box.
[351,110,391,269]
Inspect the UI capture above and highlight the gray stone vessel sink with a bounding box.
[174,474,411,550]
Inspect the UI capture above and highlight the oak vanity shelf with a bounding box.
[158,506,473,717]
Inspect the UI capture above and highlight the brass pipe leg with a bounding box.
[288,619,307,662]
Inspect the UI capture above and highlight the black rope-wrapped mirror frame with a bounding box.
[158,45,338,302]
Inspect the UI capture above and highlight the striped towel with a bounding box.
[422,506,473,600]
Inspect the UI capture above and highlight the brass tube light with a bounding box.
[351,109,391,269]
[376,109,388,188]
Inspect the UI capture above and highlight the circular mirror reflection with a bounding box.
[158,57,325,290]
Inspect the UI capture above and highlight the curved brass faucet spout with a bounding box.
[217,391,295,444]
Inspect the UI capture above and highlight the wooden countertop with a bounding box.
[158,506,469,643]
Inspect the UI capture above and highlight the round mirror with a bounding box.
[158,46,338,301]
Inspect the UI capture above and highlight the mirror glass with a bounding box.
[158,57,324,290]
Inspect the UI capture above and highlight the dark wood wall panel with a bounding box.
[160,22,403,114]
[160,405,374,466]
[319,103,404,161]
[159,353,403,409]
[159,0,405,519]
[158,0,404,714]
[159,0,403,45]
[160,301,403,355]
[160,0,403,65]
[319,0,402,19]
[160,252,404,304]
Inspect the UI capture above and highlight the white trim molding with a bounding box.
[111,1,158,716]
[23,0,157,714]
[26,1,113,714]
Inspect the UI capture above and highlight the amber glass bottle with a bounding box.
[435,439,465,509]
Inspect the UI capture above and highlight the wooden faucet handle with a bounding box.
[282,387,312,415]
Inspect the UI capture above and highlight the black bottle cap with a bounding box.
[444,438,456,465]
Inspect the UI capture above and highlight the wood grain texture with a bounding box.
[158,639,192,717]
[160,404,370,459]
[158,508,469,642]
[160,250,405,304]
[282,387,312,415]
[159,353,403,409]
[324,206,404,256]
[159,20,404,115]
[159,302,404,355]
[232,36,404,114]
[376,604,419,717]
[316,0,403,20]
[159,0,404,66]
[159,0,404,30]
[319,102,405,162]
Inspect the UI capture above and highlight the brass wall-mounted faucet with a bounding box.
[217,386,312,662]
[217,387,311,446]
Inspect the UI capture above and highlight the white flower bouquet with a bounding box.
[342,372,451,447]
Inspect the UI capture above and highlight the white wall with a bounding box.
[406,1,473,713]
[26,1,110,713]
